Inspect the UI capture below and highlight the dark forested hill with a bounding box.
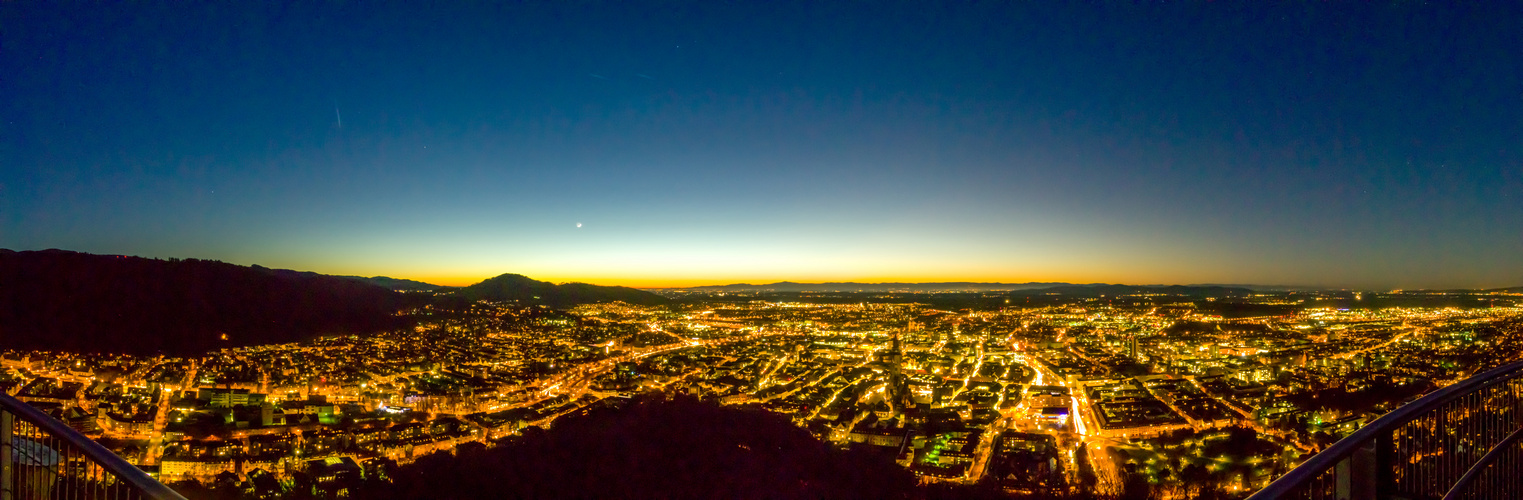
[339,276,446,291]
[452,273,668,307]
[0,249,416,356]
[349,395,917,500]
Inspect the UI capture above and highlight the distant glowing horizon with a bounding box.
[8,245,1513,291]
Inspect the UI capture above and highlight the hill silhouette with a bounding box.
[452,273,668,307]
[326,395,1102,500]
[0,249,416,356]
[337,275,446,291]
[355,395,917,500]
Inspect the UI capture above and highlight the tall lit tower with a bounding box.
[889,328,910,414]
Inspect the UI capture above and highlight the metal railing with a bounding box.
[1,392,185,500]
[1249,359,1523,500]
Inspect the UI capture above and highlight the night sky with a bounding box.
[4,2,1521,288]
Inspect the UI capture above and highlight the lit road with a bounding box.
[1010,352,1122,496]
[146,359,198,465]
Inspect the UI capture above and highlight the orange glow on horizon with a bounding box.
[404,272,1130,289]
[246,253,1275,290]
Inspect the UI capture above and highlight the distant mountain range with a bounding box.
[0,249,666,355]
[654,281,1286,294]
[1007,284,1254,298]
[453,273,668,307]
[655,282,1073,292]
[4,248,1511,355]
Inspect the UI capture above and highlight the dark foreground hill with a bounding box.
[283,395,1105,500]
[349,395,918,500]
[452,273,669,307]
[0,249,415,356]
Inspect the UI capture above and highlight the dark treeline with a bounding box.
[364,395,916,499]
[0,249,420,356]
[0,250,682,356]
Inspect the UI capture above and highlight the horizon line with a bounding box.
[7,248,1518,291]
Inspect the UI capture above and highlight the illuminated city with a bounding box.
[4,281,1522,498]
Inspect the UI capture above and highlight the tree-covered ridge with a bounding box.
[356,395,918,500]
[0,249,416,356]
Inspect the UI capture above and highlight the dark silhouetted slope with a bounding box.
[0,249,414,356]
[452,273,668,307]
[251,268,446,291]
[357,395,916,500]
[339,275,446,291]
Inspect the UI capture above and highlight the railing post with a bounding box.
[1252,361,1523,500]
[1375,431,1396,498]
[1,409,12,500]
[1335,438,1380,500]
[1349,437,1378,500]
[1336,454,1350,499]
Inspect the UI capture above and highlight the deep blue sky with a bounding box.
[3,2,1520,288]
